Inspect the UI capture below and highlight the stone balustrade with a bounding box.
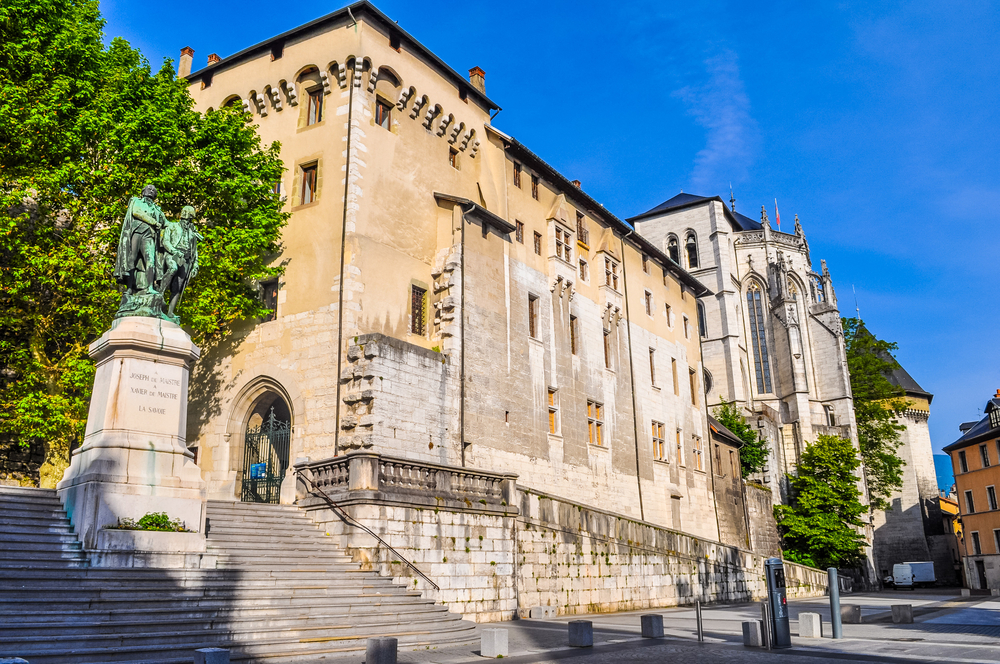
[295,452,518,515]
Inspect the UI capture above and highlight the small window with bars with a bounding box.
[513,162,522,188]
[981,444,991,468]
[528,294,539,338]
[515,220,524,244]
[579,258,589,282]
[531,175,539,200]
[533,231,542,256]
[260,279,279,322]
[644,291,653,316]
[693,436,704,471]
[410,285,427,335]
[588,400,604,446]
[555,227,572,262]
[652,421,665,461]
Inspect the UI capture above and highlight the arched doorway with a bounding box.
[240,393,291,504]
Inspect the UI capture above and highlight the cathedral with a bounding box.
[629,194,857,500]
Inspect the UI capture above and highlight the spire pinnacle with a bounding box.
[729,184,736,212]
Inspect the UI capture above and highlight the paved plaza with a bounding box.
[377,589,1000,664]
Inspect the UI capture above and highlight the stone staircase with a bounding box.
[0,487,476,663]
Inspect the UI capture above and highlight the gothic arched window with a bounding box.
[697,301,708,338]
[746,281,772,394]
[685,233,699,269]
[666,236,679,264]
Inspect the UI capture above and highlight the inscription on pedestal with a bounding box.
[114,359,186,436]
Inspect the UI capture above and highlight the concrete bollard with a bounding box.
[798,612,822,638]
[481,629,508,658]
[640,614,664,638]
[194,649,229,664]
[528,606,557,619]
[992,589,1000,597]
[742,620,763,647]
[841,604,862,624]
[961,588,971,597]
[365,637,397,664]
[568,620,593,647]
[891,605,914,624]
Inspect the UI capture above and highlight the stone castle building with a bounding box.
[627,194,858,500]
[180,1,729,541]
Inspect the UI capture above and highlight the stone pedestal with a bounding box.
[57,317,206,567]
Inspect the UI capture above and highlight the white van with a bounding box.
[905,561,936,587]
[892,564,915,590]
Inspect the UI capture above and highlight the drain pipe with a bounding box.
[333,63,356,457]
[459,203,469,467]
[619,229,645,521]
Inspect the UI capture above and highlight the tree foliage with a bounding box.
[0,0,287,486]
[774,434,869,569]
[842,317,907,510]
[713,398,769,476]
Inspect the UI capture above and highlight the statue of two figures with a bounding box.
[113,185,203,323]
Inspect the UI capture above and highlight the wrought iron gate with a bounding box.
[241,408,290,504]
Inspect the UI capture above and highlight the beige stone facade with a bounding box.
[182,2,723,540]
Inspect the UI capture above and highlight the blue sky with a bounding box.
[101,0,1000,454]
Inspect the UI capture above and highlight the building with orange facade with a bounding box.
[943,391,1000,590]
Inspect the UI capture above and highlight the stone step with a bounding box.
[0,582,413,603]
[0,574,399,591]
[204,524,329,537]
[0,568,379,583]
[7,621,477,664]
[1,534,83,547]
[205,517,318,530]
[0,559,89,569]
[0,486,58,497]
[0,524,77,538]
[0,500,70,516]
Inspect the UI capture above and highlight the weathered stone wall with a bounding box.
[0,438,44,487]
[303,477,828,622]
[745,482,781,557]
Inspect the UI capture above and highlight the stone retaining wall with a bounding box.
[297,453,828,622]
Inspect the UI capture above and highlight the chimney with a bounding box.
[179,47,194,78]
[468,66,485,94]
[571,180,582,188]
[207,53,221,65]
[995,389,1000,398]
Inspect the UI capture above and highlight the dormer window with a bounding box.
[990,406,1000,430]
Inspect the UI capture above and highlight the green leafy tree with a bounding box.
[1,0,287,486]
[713,398,769,476]
[842,317,907,510]
[774,434,869,569]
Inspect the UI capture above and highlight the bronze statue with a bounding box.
[113,186,201,321]
[159,206,203,322]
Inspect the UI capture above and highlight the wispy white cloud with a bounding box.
[673,50,759,193]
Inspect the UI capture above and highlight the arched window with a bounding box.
[746,281,772,394]
[697,301,708,338]
[666,236,679,264]
[685,233,698,269]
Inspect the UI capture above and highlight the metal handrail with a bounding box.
[292,466,440,591]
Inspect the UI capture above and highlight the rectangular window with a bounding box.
[989,486,998,511]
[300,164,318,205]
[689,368,698,406]
[531,175,539,200]
[604,257,619,290]
[663,269,670,287]
[375,98,392,129]
[683,315,690,339]
[528,294,539,339]
[603,329,612,369]
[642,254,650,274]
[449,147,459,169]
[513,162,522,188]
[677,429,685,466]
[570,315,579,355]
[410,285,426,335]
[576,211,589,246]
[649,348,656,386]
[715,444,722,475]
[672,358,679,395]
[533,231,542,256]
[587,400,604,446]
[548,388,559,435]
[994,529,1000,554]
[307,88,324,125]
[515,220,524,243]
[966,490,976,514]
[579,258,589,282]
[665,303,672,326]
[260,279,278,322]
[972,531,982,555]
[652,421,666,461]
[730,450,737,478]
[982,444,991,468]
[693,436,703,471]
[960,450,969,473]
[555,227,572,262]
[644,291,653,316]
